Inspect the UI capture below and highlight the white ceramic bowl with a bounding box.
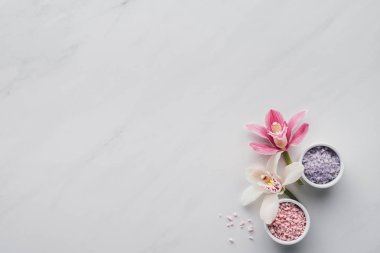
[264,198,310,245]
[300,143,344,189]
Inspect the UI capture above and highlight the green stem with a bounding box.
[282,151,304,185]
[284,188,298,201]
[282,151,293,165]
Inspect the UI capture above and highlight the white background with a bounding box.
[0,0,379,252]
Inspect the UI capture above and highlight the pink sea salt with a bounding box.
[267,202,307,241]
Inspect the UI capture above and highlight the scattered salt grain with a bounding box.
[219,213,255,242]
[226,222,234,228]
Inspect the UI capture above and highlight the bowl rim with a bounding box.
[300,143,344,189]
[264,198,310,245]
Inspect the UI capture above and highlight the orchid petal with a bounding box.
[246,123,269,139]
[249,143,279,155]
[265,109,284,129]
[287,110,307,140]
[260,194,279,224]
[266,135,276,147]
[289,123,309,146]
[246,166,265,183]
[282,162,304,186]
[266,151,283,176]
[241,186,263,206]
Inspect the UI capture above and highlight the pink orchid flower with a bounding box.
[246,109,309,155]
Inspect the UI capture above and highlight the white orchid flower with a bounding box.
[241,151,304,224]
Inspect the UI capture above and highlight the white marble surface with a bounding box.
[0,0,379,252]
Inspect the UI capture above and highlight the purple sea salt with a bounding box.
[302,145,341,184]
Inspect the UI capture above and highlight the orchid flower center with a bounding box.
[260,174,283,193]
[271,122,282,133]
[270,121,288,149]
